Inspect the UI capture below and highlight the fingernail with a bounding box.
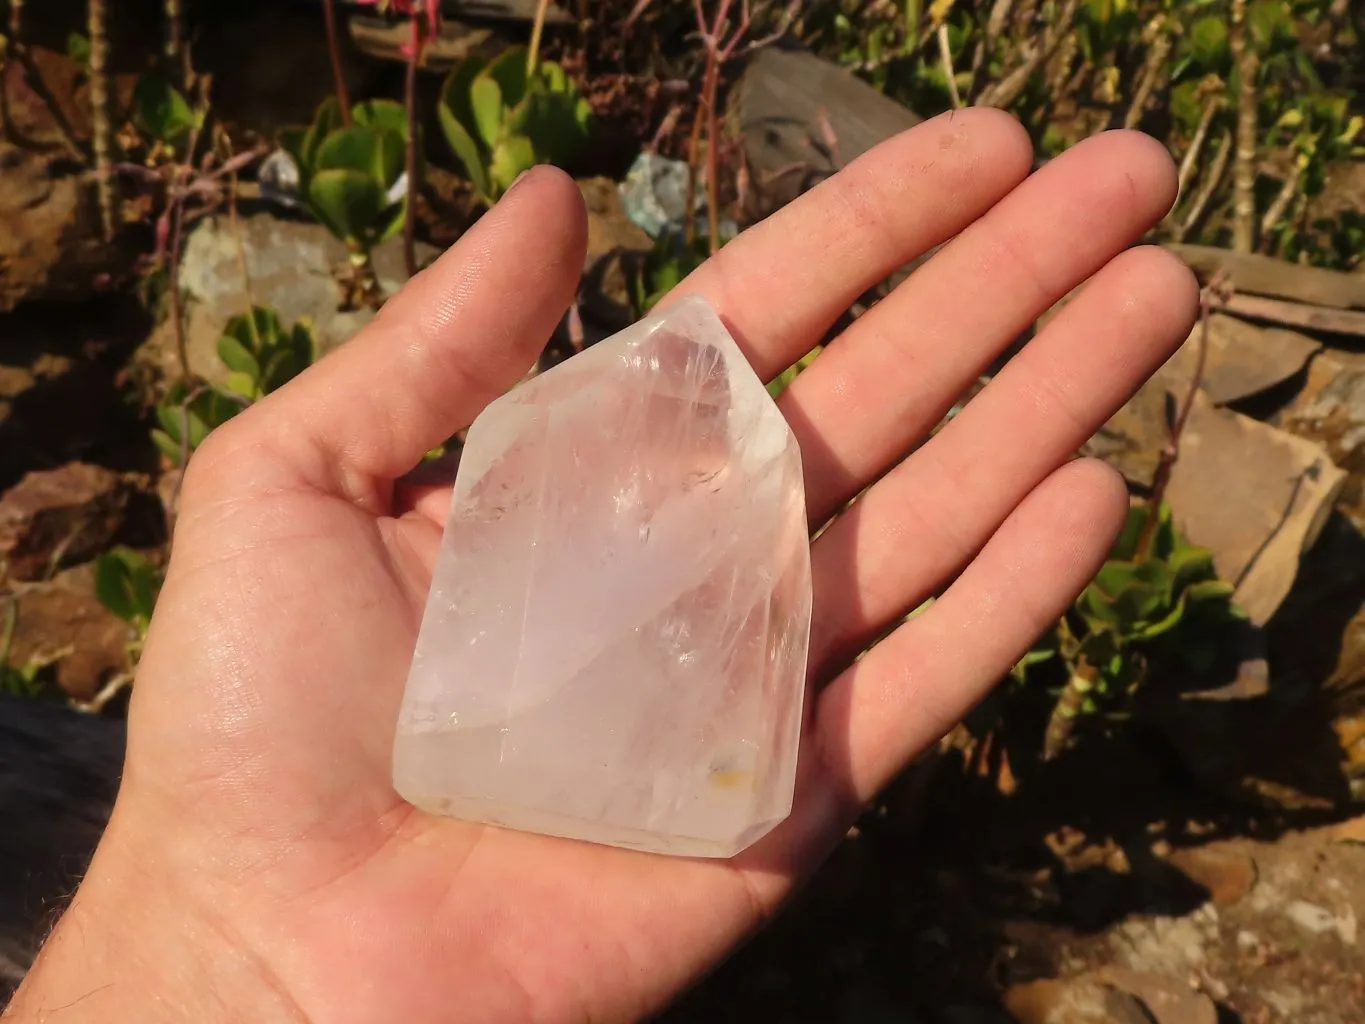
[506,167,536,193]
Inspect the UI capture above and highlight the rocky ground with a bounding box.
[3,4,1365,1021]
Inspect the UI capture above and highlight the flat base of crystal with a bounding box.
[400,788,782,859]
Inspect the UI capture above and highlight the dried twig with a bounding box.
[1124,21,1171,129]
[1229,0,1258,252]
[528,0,553,75]
[1176,94,1222,201]
[164,0,185,81]
[88,0,116,241]
[937,24,962,109]
[977,0,1080,109]
[1176,128,1231,243]
[1258,165,1302,251]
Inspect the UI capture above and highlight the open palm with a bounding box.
[12,111,1197,1024]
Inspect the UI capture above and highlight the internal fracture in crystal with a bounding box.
[392,295,812,858]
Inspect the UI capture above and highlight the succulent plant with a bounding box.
[216,306,319,402]
[438,46,593,205]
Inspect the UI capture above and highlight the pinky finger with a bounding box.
[811,457,1129,809]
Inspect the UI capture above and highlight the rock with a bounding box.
[731,42,923,215]
[578,176,657,334]
[144,212,440,385]
[1165,314,1320,406]
[1002,977,1150,1024]
[1284,899,1338,935]
[1332,815,1365,844]
[6,563,131,701]
[393,297,812,857]
[1166,845,1257,906]
[0,463,128,582]
[1167,390,1346,625]
[0,145,122,312]
[1094,969,1218,1024]
[1082,374,1171,488]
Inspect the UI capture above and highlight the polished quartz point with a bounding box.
[392,295,812,858]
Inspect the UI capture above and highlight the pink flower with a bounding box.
[354,0,442,39]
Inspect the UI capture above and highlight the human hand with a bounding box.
[8,110,1196,1023]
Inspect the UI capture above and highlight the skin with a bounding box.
[6,111,1197,1023]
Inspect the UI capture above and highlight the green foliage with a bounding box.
[810,0,1364,268]
[768,347,822,399]
[131,71,199,154]
[151,381,241,467]
[631,231,710,315]
[93,546,162,640]
[217,307,319,402]
[1017,502,1245,717]
[280,98,413,258]
[151,307,317,465]
[66,32,91,68]
[0,601,56,700]
[438,47,593,205]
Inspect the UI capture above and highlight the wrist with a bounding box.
[4,812,306,1023]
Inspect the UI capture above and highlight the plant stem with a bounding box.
[164,0,184,82]
[1175,95,1221,202]
[683,99,704,247]
[1229,0,1258,252]
[403,12,421,279]
[937,23,962,108]
[1043,661,1095,762]
[528,0,553,77]
[168,197,191,382]
[1176,128,1231,243]
[323,0,353,126]
[88,0,116,241]
[1135,274,1222,561]
[1259,164,1302,252]
[702,51,721,254]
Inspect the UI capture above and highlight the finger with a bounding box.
[786,130,1179,524]
[201,167,588,506]
[814,458,1128,806]
[660,108,1034,380]
[808,246,1197,672]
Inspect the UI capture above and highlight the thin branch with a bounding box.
[1136,271,1229,560]
[1176,95,1222,201]
[528,0,553,77]
[1176,128,1232,243]
[977,0,1080,110]
[1258,165,1302,251]
[323,0,353,126]
[88,0,116,240]
[937,23,962,108]
[1229,0,1258,252]
[1124,22,1170,129]
[403,13,421,279]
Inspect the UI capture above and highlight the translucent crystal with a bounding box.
[392,295,812,858]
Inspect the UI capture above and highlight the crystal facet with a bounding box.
[392,295,812,858]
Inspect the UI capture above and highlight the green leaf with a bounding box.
[484,46,530,107]
[224,371,258,400]
[470,75,505,150]
[132,73,196,149]
[151,429,183,465]
[66,32,91,68]
[1248,0,1291,47]
[439,99,491,200]
[488,134,538,197]
[93,547,161,626]
[217,334,261,379]
[353,99,408,138]
[305,96,345,168]
[308,168,387,246]
[1188,15,1228,68]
